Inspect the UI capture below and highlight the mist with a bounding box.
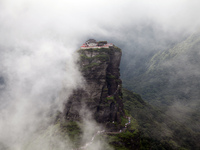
[1,0,200,149]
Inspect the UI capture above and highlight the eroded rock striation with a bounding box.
[63,44,124,130]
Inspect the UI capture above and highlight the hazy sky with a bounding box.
[0,0,200,149]
[1,0,200,46]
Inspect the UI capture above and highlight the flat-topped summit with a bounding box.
[81,39,113,49]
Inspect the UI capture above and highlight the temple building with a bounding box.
[81,39,113,49]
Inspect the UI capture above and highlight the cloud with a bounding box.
[1,0,200,149]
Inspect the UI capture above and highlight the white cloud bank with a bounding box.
[0,0,200,149]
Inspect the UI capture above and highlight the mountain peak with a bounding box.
[63,44,124,131]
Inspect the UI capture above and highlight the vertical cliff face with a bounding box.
[63,46,124,130]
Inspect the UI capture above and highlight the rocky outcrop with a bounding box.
[63,45,124,130]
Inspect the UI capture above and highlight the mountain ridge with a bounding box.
[121,32,200,149]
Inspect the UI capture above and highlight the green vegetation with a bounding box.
[113,46,122,52]
[107,73,116,79]
[78,46,121,53]
[24,88,198,150]
[122,88,199,150]
[79,50,111,71]
[106,96,114,101]
[122,32,200,107]
[22,123,73,150]
[139,137,173,150]
[80,53,109,62]
[83,62,101,70]
[78,48,111,53]
[60,121,82,145]
[121,33,200,150]
[108,131,140,150]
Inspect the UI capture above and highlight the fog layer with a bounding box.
[0,0,200,149]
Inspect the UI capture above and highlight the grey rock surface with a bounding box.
[63,46,124,130]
